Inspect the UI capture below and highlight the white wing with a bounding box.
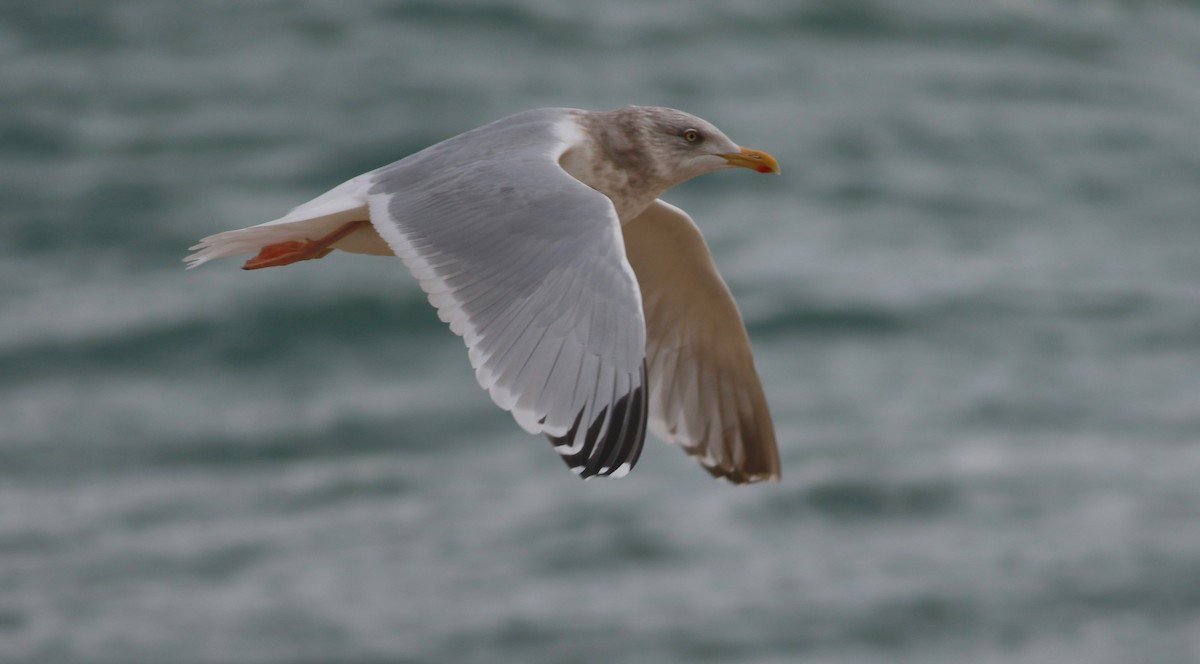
[623,200,780,483]
[367,109,648,478]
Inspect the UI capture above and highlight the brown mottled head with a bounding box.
[585,106,780,186]
[561,106,780,221]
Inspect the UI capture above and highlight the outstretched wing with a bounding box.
[623,200,780,483]
[367,109,648,478]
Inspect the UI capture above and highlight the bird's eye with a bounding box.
[683,129,702,143]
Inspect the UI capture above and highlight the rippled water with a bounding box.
[4,1,1200,662]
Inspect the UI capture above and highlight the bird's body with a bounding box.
[188,106,781,483]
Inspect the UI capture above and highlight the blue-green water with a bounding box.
[4,1,1200,662]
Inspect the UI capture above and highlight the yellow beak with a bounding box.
[720,147,780,174]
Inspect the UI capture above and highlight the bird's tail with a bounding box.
[185,173,385,269]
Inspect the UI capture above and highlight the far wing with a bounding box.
[622,200,780,483]
[367,110,647,478]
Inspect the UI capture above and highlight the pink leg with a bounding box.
[242,220,370,270]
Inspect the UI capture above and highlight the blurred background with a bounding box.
[3,0,1200,662]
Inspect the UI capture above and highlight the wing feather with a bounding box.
[623,199,780,483]
[366,109,648,477]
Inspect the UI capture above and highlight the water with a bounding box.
[3,1,1200,662]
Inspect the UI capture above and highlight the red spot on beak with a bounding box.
[721,147,781,174]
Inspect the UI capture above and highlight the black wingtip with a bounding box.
[545,363,648,479]
[700,461,782,485]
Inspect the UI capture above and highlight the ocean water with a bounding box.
[3,0,1200,662]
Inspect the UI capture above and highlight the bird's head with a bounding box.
[638,107,780,182]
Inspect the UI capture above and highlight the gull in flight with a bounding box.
[188,106,782,483]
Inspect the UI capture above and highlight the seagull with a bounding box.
[187,106,782,483]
